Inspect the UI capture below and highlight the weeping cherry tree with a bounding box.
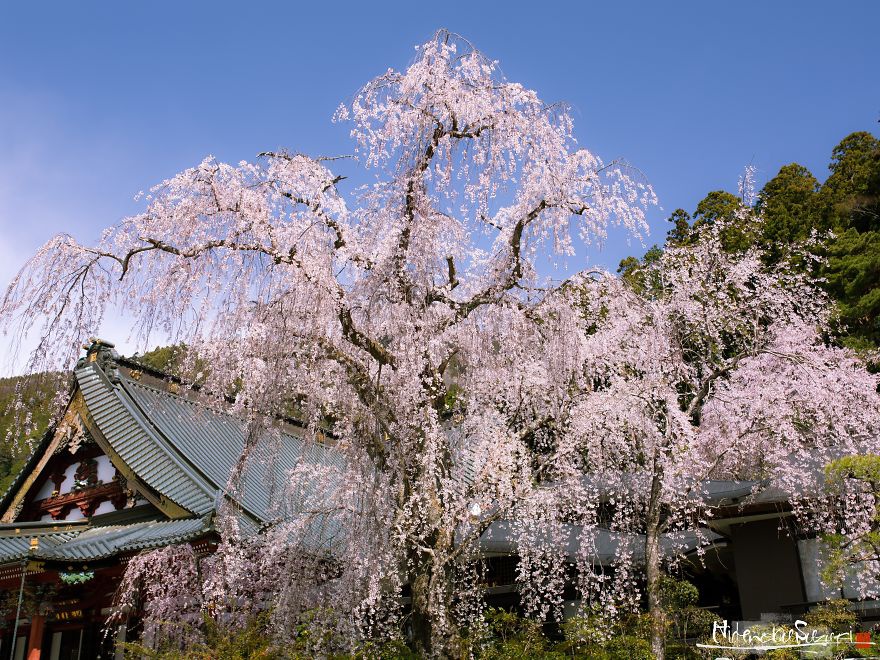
[0,31,654,656]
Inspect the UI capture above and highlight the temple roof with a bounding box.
[76,362,217,517]
[118,372,344,522]
[0,341,344,564]
[0,516,211,564]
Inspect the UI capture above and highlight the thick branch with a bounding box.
[84,236,300,281]
[278,185,348,251]
[337,305,396,368]
[427,198,558,324]
[312,336,396,466]
[445,256,459,290]
[686,347,766,422]
[392,124,445,296]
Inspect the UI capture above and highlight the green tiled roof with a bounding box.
[0,531,81,564]
[0,517,212,564]
[121,378,345,523]
[44,517,211,560]
[0,354,348,564]
[76,364,217,516]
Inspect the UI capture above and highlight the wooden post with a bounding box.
[25,615,44,660]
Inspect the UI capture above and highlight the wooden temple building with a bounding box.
[0,339,872,658]
[0,340,336,659]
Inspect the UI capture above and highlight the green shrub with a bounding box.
[660,575,699,610]
[804,598,858,633]
[474,608,564,659]
[122,613,279,659]
[601,635,653,659]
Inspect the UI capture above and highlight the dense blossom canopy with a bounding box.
[2,32,879,657]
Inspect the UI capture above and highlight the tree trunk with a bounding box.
[403,396,457,658]
[645,470,666,660]
[408,547,455,658]
[410,563,434,657]
[406,483,456,658]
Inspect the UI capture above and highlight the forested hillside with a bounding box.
[0,345,179,494]
[0,374,62,493]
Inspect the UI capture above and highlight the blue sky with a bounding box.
[0,1,878,359]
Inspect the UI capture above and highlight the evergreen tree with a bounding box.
[757,163,821,264]
[819,132,880,349]
[693,190,753,252]
[665,209,692,246]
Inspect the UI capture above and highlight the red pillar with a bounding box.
[26,615,44,660]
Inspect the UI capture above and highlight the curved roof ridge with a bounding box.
[119,373,347,525]
[76,363,216,517]
[122,378,283,435]
[117,376,276,524]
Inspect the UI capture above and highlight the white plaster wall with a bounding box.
[58,463,78,494]
[92,499,116,516]
[34,478,56,500]
[95,455,115,484]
